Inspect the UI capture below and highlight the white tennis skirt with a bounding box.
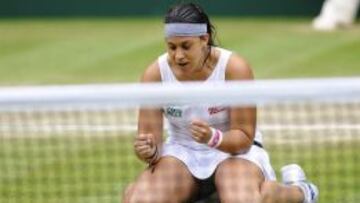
[161,140,277,181]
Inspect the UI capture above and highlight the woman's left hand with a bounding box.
[190,119,212,144]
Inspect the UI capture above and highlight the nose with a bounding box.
[175,49,185,61]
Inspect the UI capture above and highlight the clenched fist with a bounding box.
[134,133,159,163]
[190,119,212,144]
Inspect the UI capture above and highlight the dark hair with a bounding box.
[164,3,216,46]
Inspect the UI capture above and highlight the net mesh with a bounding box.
[0,79,360,203]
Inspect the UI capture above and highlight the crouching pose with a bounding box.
[123,3,319,203]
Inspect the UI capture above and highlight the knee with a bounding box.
[123,182,174,203]
[260,181,278,203]
[240,192,261,203]
[219,190,261,203]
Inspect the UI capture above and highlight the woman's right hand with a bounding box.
[134,133,158,163]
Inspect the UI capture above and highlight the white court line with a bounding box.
[1,124,360,132]
[1,124,360,138]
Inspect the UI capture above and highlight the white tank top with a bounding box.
[158,47,262,150]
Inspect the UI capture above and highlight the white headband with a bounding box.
[164,23,207,38]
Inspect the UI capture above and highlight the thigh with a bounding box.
[128,156,198,203]
[215,158,264,203]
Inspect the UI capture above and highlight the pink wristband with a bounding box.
[208,128,223,148]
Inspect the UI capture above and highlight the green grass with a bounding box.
[0,135,359,203]
[0,18,359,203]
[0,135,143,203]
[0,18,359,85]
[0,18,164,84]
[268,141,360,203]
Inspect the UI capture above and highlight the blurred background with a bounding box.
[0,0,359,85]
[0,1,359,203]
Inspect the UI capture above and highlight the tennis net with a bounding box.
[0,78,359,203]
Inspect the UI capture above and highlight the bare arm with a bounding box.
[134,61,164,163]
[219,54,256,154]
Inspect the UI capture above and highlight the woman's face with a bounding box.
[166,35,209,72]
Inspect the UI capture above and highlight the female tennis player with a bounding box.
[123,3,318,203]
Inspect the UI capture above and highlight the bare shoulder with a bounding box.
[225,53,254,81]
[140,60,161,83]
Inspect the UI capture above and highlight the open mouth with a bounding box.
[178,62,189,67]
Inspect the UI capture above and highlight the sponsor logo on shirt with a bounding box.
[166,107,182,117]
[208,106,227,115]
